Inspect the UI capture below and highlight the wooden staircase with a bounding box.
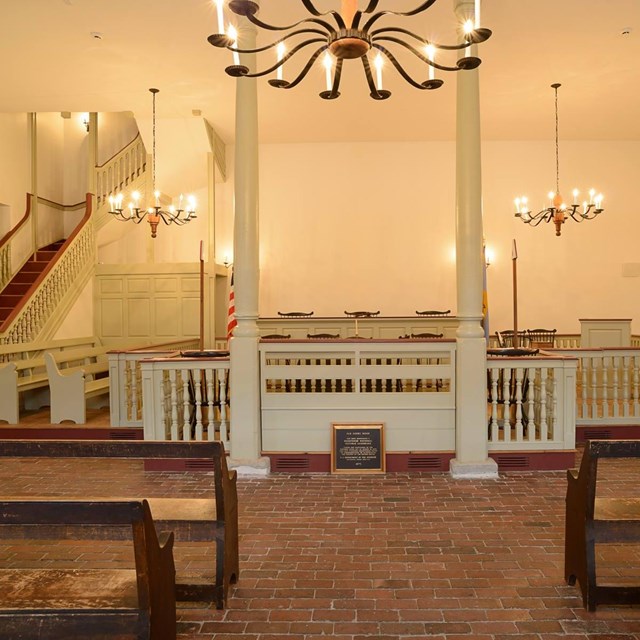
[0,241,65,324]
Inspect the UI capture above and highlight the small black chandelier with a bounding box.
[514,83,604,237]
[108,88,197,238]
[207,0,491,100]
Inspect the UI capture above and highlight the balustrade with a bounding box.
[486,353,577,451]
[140,354,230,444]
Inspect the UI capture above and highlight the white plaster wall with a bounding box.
[97,112,139,166]
[217,139,640,333]
[62,115,89,206]
[0,113,30,235]
[54,278,94,340]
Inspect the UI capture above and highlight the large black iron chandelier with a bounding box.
[514,83,604,237]
[207,0,491,100]
[108,88,197,238]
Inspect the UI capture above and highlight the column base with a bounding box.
[449,458,498,479]
[229,456,271,477]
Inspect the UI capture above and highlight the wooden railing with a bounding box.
[0,194,33,292]
[0,195,95,344]
[95,133,147,210]
[487,352,578,451]
[108,340,200,428]
[259,339,456,454]
[140,354,230,445]
[556,348,640,424]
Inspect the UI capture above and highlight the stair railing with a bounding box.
[95,133,147,210]
[0,194,95,344]
[0,194,33,292]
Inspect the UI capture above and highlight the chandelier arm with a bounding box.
[362,1,381,13]
[299,0,347,29]
[227,39,327,78]
[242,10,335,34]
[328,58,344,98]
[373,38,464,73]
[273,45,329,89]
[231,28,328,54]
[372,44,431,89]
[363,0,438,31]
[371,27,470,51]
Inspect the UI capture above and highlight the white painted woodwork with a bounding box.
[94,265,203,344]
[580,319,632,348]
[44,350,110,424]
[139,355,230,444]
[259,340,456,453]
[486,353,577,451]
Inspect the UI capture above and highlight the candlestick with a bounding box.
[426,44,435,81]
[374,53,383,90]
[277,42,286,81]
[323,52,333,92]
[214,0,225,34]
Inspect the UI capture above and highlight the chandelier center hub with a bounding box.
[328,29,371,59]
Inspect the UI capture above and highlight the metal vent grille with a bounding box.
[495,455,530,469]
[583,429,613,440]
[109,430,138,440]
[407,456,443,470]
[185,459,215,470]
[273,456,311,471]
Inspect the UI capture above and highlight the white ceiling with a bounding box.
[1,0,639,144]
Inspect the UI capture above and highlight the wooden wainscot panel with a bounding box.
[182,297,200,336]
[155,277,179,293]
[99,298,124,337]
[128,298,151,337]
[331,423,385,474]
[154,298,179,336]
[127,277,151,294]
[99,278,123,294]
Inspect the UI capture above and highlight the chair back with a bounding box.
[527,328,556,348]
[496,330,527,348]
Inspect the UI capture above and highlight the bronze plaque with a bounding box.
[331,423,385,474]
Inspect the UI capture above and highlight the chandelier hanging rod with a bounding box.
[208,0,491,100]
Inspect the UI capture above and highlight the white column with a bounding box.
[229,11,264,468]
[87,112,98,195]
[450,0,497,478]
[28,112,38,253]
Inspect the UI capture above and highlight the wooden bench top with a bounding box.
[595,497,640,521]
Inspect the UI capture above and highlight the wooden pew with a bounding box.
[0,499,175,640]
[565,439,640,610]
[0,337,103,424]
[44,349,110,423]
[0,439,239,609]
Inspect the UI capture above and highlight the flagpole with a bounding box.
[512,239,518,348]
[199,241,205,352]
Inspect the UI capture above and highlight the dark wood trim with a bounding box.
[0,193,31,249]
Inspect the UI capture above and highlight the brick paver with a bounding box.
[0,452,639,639]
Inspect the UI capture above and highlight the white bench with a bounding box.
[44,349,110,424]
[0,337,103,424]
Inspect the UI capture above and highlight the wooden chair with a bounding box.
[306,333,340,339]
[277,311,313,317]
[527,328,556,349]
[411,332,443,339]
[261,334,291,339]
[495,330,527,348]
[415,310,451,316]
[344,310,380,318]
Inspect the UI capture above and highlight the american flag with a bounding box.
[227,269,237,338]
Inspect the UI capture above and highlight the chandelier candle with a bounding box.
[207,0,491,100]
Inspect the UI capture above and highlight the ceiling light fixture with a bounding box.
[207,0,491,100]
[514,83,604,237]
[108,88,197,238]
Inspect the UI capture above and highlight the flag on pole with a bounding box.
[482,244,489,341]
[227,269,237,338]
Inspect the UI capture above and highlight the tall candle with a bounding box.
[426,44,435,81]
[228,26,240,65]
[277,42,286,81]
[374,53,383,91]
[475,0,480,28]
[323,52,333,92]
[214,0,225,34]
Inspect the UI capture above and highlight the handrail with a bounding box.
[36,196,86,211]
[96,132,142,169]
[0,193,31,248]
[0,193,32,292]
[0,193,93,334]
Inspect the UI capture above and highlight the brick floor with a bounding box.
[0,452,639,639]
